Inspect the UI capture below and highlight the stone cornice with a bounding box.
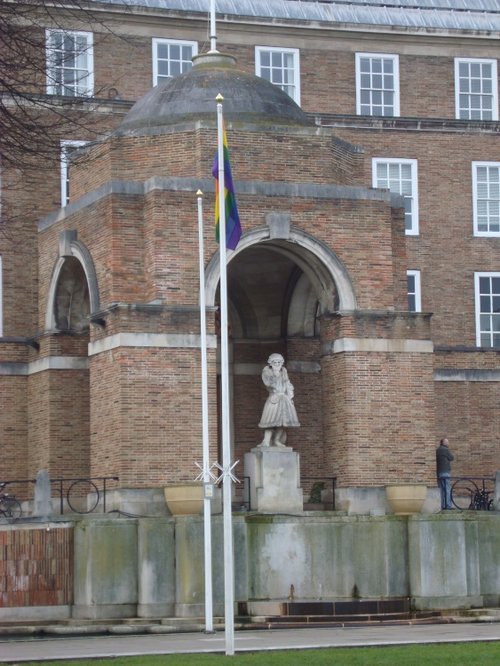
[324,337,434,354]
[88,332,218,356]
[38,176,395,231]
[313,114,500,135]
[0,357,88,376]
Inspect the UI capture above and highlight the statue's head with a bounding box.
[267,353,284,368]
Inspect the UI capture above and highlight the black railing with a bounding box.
[302,477,336,510]
[51,476,119,514]
[0,476,119,516]
[451,476,495,511]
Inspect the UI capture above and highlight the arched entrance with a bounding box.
[205,230,355,483]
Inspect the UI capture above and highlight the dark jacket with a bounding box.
[436,444,454,474]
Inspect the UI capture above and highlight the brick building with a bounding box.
[1,0,499,513]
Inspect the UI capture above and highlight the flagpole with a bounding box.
[209,0,217,52]
[216,94,235,657]
[197,190,214,635]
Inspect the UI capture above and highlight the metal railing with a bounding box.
[233,476,251,511]
[0,476,119,516]
[51,476,119,514]
[451,476,495,511]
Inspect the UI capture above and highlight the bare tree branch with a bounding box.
[0,1,119,164]
[0,0,130,232]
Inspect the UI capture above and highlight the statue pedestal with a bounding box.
[244,447,303,513]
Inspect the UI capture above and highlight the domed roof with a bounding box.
[114,52,310,136]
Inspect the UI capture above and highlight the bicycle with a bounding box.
[0,483,22,521]
[451,478,494,511]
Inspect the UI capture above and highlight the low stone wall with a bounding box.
[2,512,500,620]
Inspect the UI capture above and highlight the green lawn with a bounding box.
[15,642,500,665]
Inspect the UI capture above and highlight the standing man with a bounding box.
[436,438,454,509]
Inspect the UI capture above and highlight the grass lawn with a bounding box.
[16,642,500,665]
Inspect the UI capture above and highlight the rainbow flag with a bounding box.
[212,126,242,250]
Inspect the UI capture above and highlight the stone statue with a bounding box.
[258,353,300,447]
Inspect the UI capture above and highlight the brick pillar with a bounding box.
[320,312,436,490]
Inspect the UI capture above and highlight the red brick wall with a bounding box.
[0,526,73,607]
[27,367,90,481]
[322,350,436,487]
[0,376,28,481]
[90,347,218,486]
[320,312,436,486]
[332,128,500,348]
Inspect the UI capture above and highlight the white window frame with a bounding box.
[475,272,500,348]
[455,58,498,121]
[152,38,198,86]
[46,29,94,97]
[255,46,301,105]
[472,161,500,237]
[61,140,86,206]
[356,53,400,117]
[372,158,419,235]
[407,270,421,313]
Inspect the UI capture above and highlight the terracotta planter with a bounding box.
[164,483,204,516]
[385,484,427,515]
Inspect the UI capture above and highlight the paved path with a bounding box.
[1,622,500,663]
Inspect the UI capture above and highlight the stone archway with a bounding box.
[204,227,355,484]
[45,230,100,332]
[205,226,356,315]
[52,257,90,332]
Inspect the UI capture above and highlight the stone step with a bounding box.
[237,611,443,628]
[2,608,499,638]
[240,598,413,618]
[451,608,500,622]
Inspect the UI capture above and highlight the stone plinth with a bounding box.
[244,447,303,513]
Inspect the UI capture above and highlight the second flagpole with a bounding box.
[196,190,214,634]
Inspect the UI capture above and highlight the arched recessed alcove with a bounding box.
[53,257,90,332]
[45,233,100,332]
[205,228,356,339]
[226,244,329,340]
[205,230,356,481]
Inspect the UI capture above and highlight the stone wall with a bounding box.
[3,512,500,621]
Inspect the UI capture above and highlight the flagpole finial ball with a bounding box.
[216,93,224,101]
[197,189,203,197]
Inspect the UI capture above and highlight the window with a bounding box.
[473,162,500,236]
[46,30,94,96]
[455,58,498,121]
[255,47,300,105]
[407,270,421,313]
[372,158,419,235]
[475,273,500,348]
[356,53,399,117]
[61,141,86,206]
[152,39,198,86]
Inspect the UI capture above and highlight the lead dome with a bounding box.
[115,52,310,136]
